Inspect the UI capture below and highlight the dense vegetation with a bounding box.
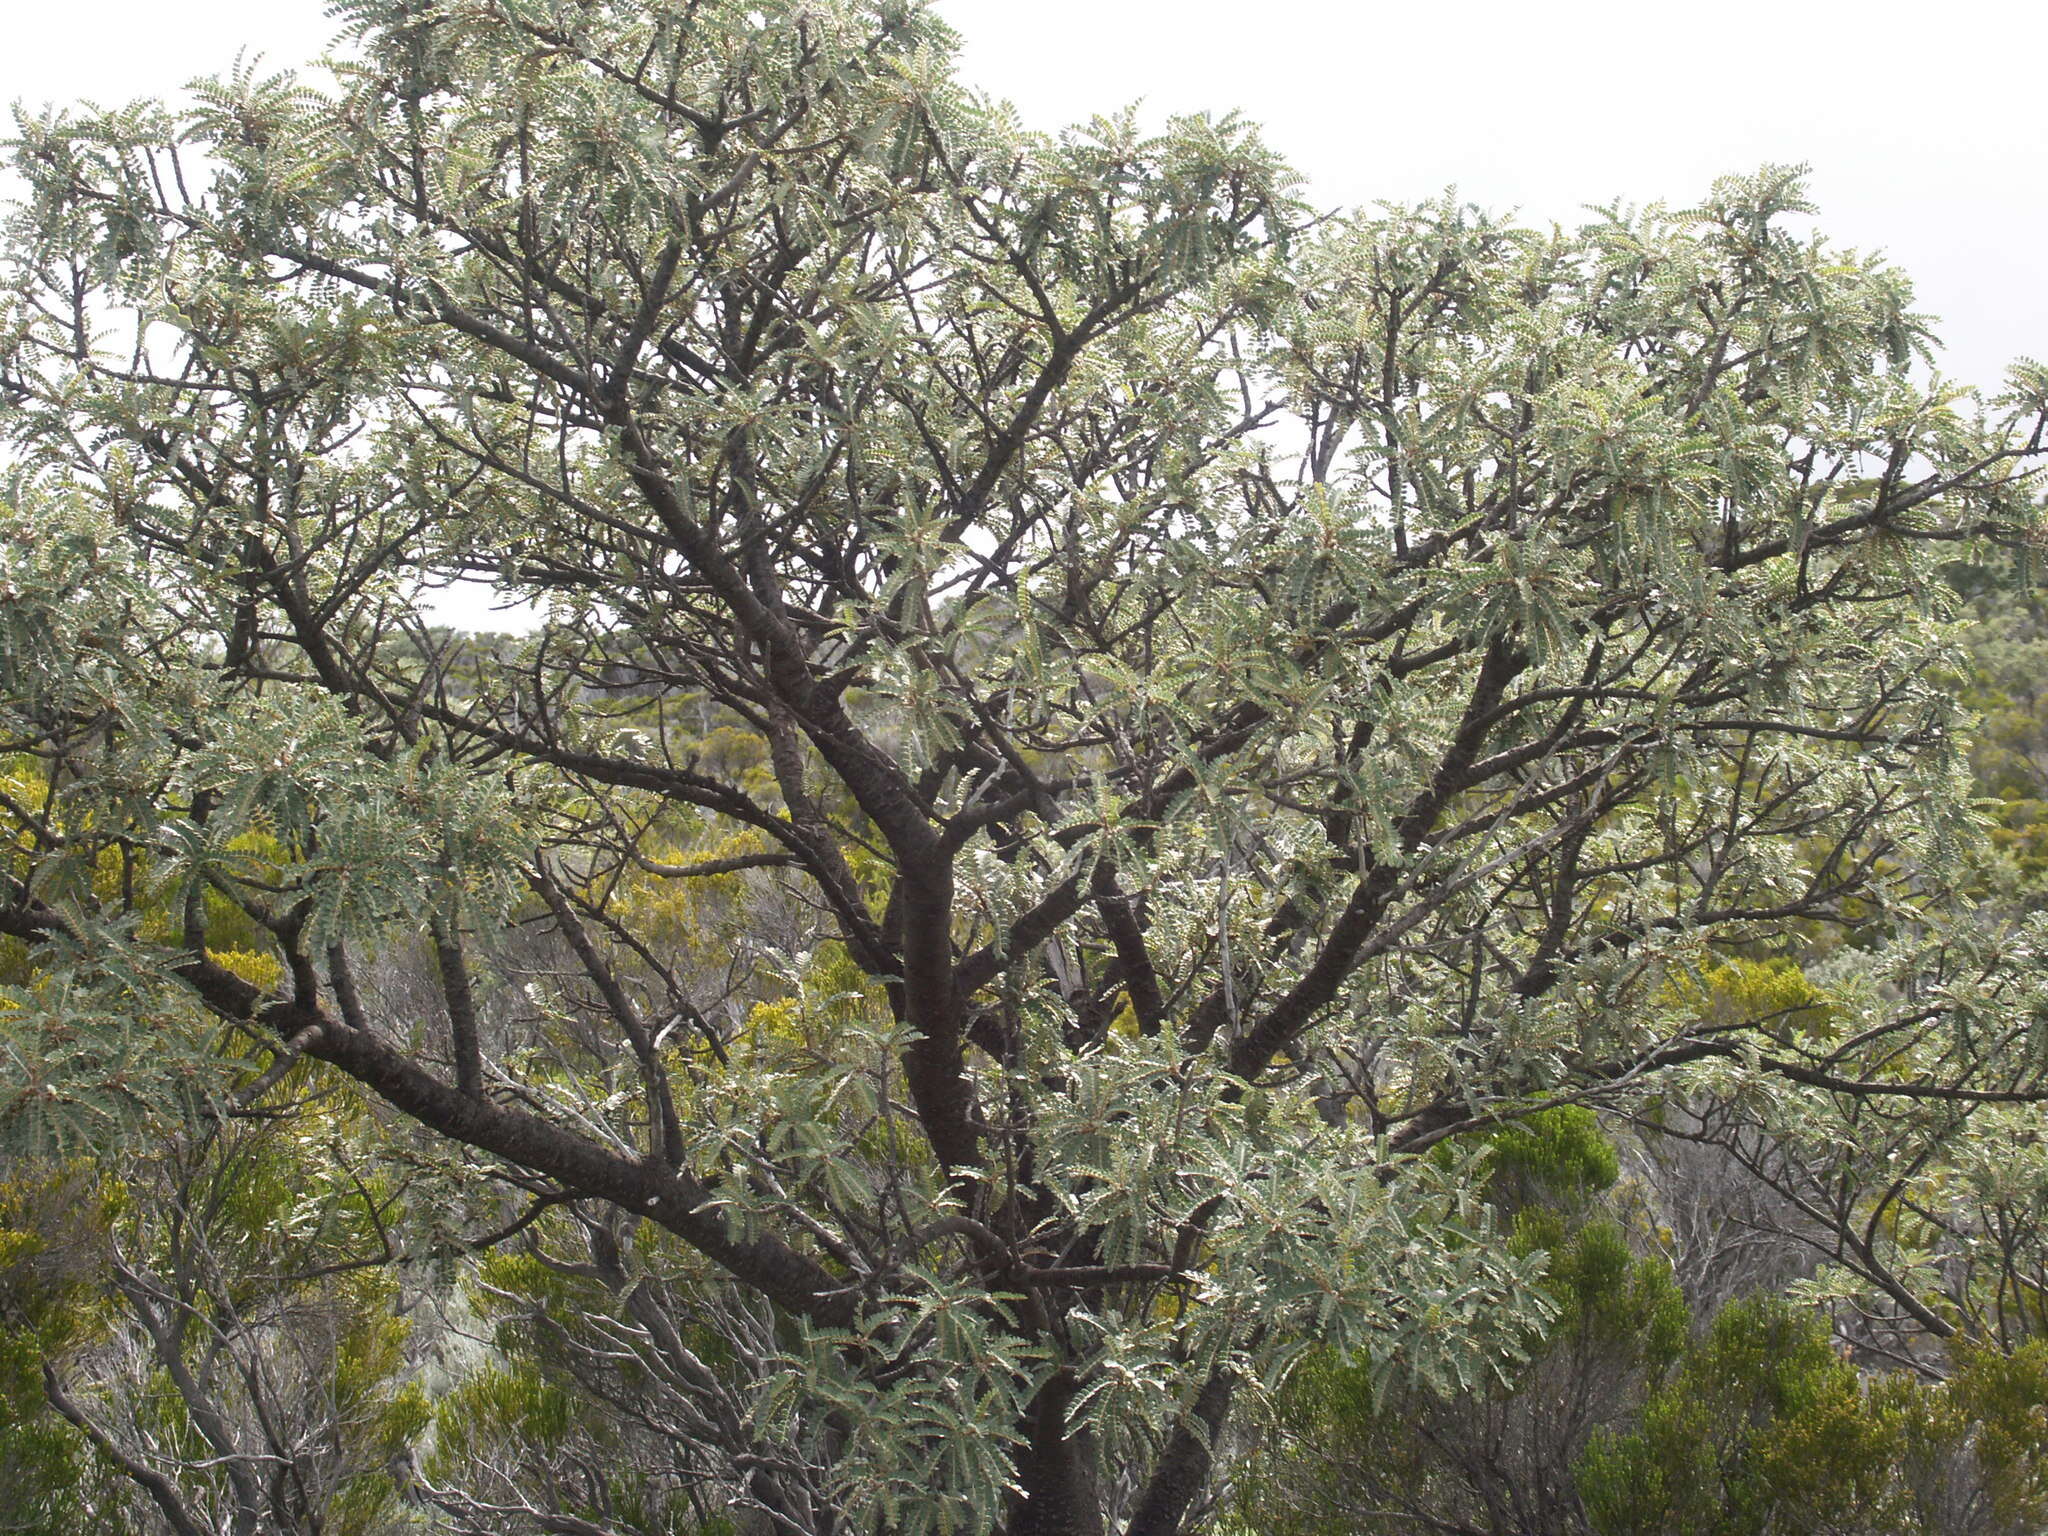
[2,2,2046,1532]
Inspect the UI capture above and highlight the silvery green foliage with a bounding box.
[1649,912,2048,1357]
[3,1,2047,1531]
[0,485,529,1151]
[696,1020,1550,1533]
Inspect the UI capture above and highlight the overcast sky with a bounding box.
[4,0,2041,392]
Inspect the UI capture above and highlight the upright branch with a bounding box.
[2,5,2046,1533]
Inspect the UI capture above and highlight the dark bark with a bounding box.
[1006,1371,1106,1536]
[1124,1370,1235,1536]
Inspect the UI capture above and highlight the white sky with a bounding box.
[951,0,2048,397]
[4,0,2041,391]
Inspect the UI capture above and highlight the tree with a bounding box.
[3,1,2047,1530]
[1234,1102,2048,1536]
[1577,1300,2048,1536]
[1237,1109,1692,1536]
[1,1121,428,1536]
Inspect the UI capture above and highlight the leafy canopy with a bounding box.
[2,1,2047,1532]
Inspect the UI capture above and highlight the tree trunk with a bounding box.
[1124,1370,1235,1536]
[1005,1371,1106,1536]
